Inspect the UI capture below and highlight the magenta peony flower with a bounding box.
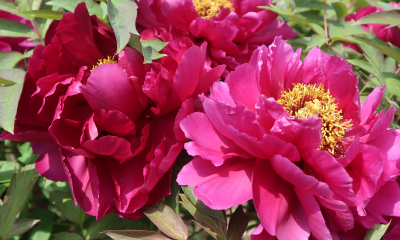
[177,36,400,240]
[1,2,225,220]
[344,3,400,51]
[136,0,297,75]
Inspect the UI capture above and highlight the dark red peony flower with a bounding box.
[136,0,297,75]
[1,2,225,220]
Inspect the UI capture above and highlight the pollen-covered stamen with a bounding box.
[193,0,233,19]
[277,83,352,156]
[91,56,118,71]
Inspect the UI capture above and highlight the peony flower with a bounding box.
[1,2,225,220]
[344,3,400,51]
[0,9,37,66]
[177,36,400,240]
[136,0,297,75]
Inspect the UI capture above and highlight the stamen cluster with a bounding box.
[91,56,117,71]
[193,0,234,19]
[278,83,352,155]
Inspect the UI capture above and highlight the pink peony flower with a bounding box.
[1,2,225,220]
[344,3,400,51]
[177,36,400,240]
[136,0,297,75]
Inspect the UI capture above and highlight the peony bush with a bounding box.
[0,0,399,240]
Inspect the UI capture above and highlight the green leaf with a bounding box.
[53,232,83,240]
[353,36,400,63]
[181,186,226,224]
[347,59,386,89]
[19,10,64,20]
[108,0,139,53]
[128,35,169,63]
[306,34,326,50]
[329,21,366,40]
[383,57,397,73]
[46,0,104,19]
[364,222,391,240]
[0,161,21,183]
[358,43,384,68]
[5,219,40,239]
[49,191,86,225]
[370,73,400,98]
[0,164,39,239]
[142,202,188,240]
[18,142,39,164]
[332,1,347,19]
[0,184,7,196]
[85,213,126,240]
[28,209,56,240]
[0,69,25,134]
[0,19,37,37]
[352,10,400,26]
[179,194,227,240]
[0,52,24,70]
[226,206,250,240]
[0,1,18,14]
[103,230,171,240]
[165,167,179,214]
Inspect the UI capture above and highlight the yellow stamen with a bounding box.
[277,83,352,156]
[91,56,117,71]
[193,0,234,19]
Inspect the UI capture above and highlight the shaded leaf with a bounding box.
[49,191,86,225]
[226,206,250,240]
[0,164,39,239]
[0,19,36,37]
[179,194,227,240]
[181,186,226,224]
[53,232,83,240]
[352,10,400,26]
[165,167,179,214]
[0,52,24,70]
[0,69,25,134]
[86,213,126,240]
[103,230,171,240]
[5,219,40,239]
[364,222,391,240]
[46,0,103,19]
[18,142,39,164]
[0,161,21,183]
[28,209,56,240]
[143,202,188,240]
[19,10,64,20]
[108,0,139,53]
[306,34,326,50]
[332,1,347,19]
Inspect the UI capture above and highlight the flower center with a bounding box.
[91,56,117,71]
[193,0,233,19]
[277,83,352,156]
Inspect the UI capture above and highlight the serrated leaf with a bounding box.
[143,202,188,240]
[103,230,171,240]
[0,69,25,134]
[352,10,400,26]
[108,0,139,53]
[5,219,40,239]
[19,10,64,20]
[0,52,24,70]
[46,0,103,19]
[0,19,37,37]
[0,164,39,238]
[0,161,21,183]
[306,34,326,50]
[179,194,227,240]
[49,191,86,225]
[53,232,83,240]
[332,1,347,19]
[86,213,126,240]
[364,222,391,240]
[181,186,226,224]
[226,206,250,240]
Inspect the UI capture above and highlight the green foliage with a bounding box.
[364,222,391,240]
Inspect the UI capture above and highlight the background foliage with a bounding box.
[0,0,400,239]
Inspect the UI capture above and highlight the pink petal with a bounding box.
[256,96,290,133]
[251,225,275,240]
[367,107,395,142]
[295,187,334,240]
[360,86,384,125]
[177,157,254,210]
[365,180,400,219]
[253,158,310,238]
[208,81,236,107]
[33,143,68,182]
[270,155,333,197]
